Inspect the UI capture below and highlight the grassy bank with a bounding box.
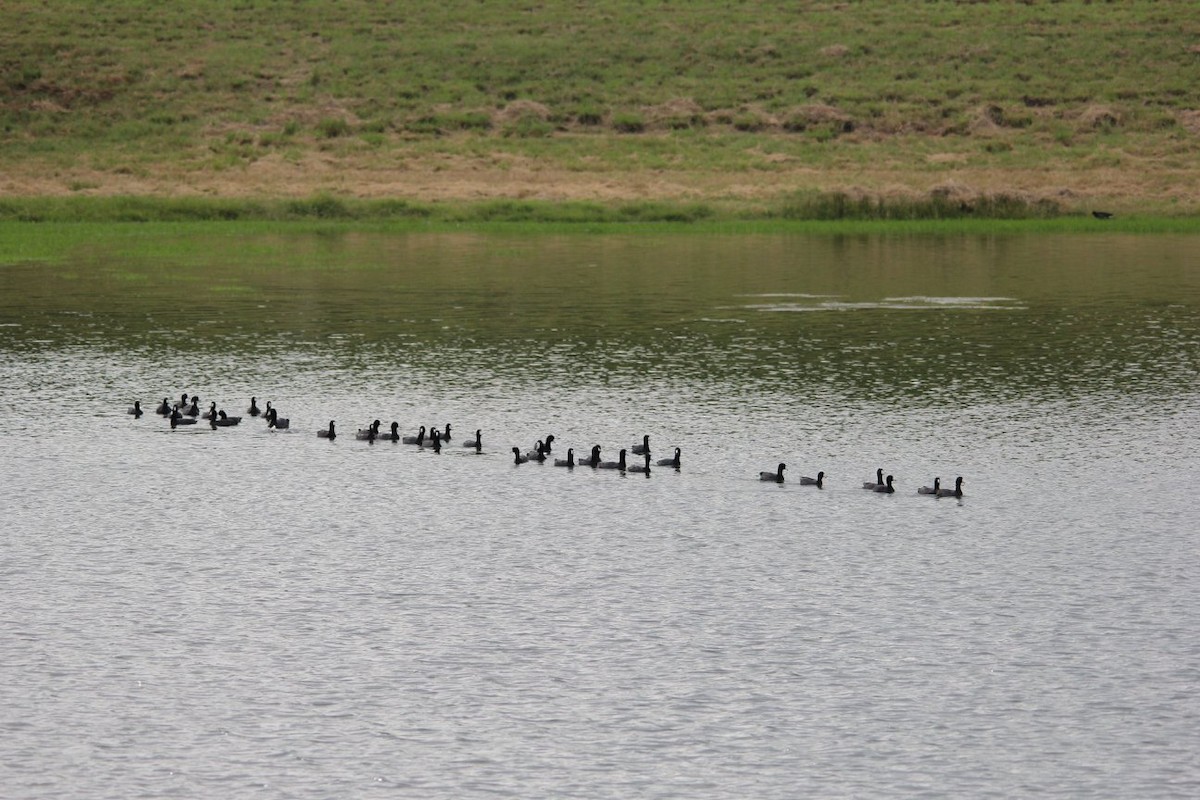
[7,192,1196,227]
[0,192,1078,224]
[2,1,1199,212]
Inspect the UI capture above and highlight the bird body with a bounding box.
[918,478,941,495]
[760,463,786,482]
[318,421,337,440]
[402,426,426,445]
[248,397,261,416]
[937,476,965,498]
[799,471,824,488]
[627,451,652,474]
[512,446,529,464]
[554,448,575,467]
[873,475,895,493]
[128,401,143,417]
[656,447,682,468]
[631,434,650,455]
[598,449,628,470]
[211,410,241,427]
[862,468,884,490]
[356,420,381,441]
[266,407,290,429]
[463,429,482,449]
[577,445,602,467]
[169,408,196,427]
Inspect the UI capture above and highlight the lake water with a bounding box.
[2,229,1198,798]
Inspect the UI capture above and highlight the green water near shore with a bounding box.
[3,215,1200,268]
[4,226,1198,408]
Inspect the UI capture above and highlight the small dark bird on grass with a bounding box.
[1092,210,1113,219]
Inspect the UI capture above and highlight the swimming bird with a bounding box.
[799,471,824,488]
[169,407,196,428]
[442,423,452,441]
[918,478,941,495]
[262,401,273,422]
[318,421,336,440]
[429,430,442,453]
[862,468,884,490]
[554,448,575,467]
[127,401,143,417]
[577,445,602,467]
[937,476,964,499]
[184,398,200,417]
[873,475,895,493]
[541,434,555,453]
[402,426,426,445]
[356,420,382,441]
[525,440,547,462]
[598,449,628,470]
[156,398,171,415]
[627,451,652,474]
[631,434,651,455]
[760,463,786,482]
[211,410,241,427]
[201,401,218,420]
[512,446,529,465]
[266,407,290,430]
[463,429,482,448]
[248,397,261,416]
[656,447,682,468]
[381,421,400,442]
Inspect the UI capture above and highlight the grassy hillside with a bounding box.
[2,0,1199,216]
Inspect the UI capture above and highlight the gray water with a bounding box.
[2,230,1198,797]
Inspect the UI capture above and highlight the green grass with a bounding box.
[6,193,1200,229]
[1,1,1199,213]
[5,1,1196,137]
[0,193,1090,224]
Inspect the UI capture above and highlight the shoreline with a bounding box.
[2,194,1199,230]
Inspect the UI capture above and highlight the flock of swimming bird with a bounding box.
[128,394,965,498]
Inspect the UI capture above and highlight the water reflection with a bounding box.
[2,231,1199,407]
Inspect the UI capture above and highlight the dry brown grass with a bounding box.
[4,142,1197,214]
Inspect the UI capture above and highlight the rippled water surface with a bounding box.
[2,229,1198,798]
